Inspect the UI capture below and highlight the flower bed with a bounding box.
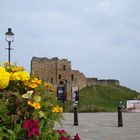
[0,63,80,140]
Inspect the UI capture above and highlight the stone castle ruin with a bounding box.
[31,57,119,100]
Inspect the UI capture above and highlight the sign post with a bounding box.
[57,86,65,110]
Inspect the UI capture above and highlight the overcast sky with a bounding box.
[0,0,140,92]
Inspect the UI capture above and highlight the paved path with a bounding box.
[55,113,140,140]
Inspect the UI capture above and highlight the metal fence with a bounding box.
[61,99,126,112]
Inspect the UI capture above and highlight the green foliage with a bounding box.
[0,104,10,125]
[0,63,80,140]
[0,83,63,139]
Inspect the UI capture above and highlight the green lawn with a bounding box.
[64,85,139,112]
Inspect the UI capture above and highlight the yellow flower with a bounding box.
[52,106,63,113]
[0,67,10,89]
[28,78,41,89]
[20,71,30,81]
[28,101,41,110]
[11,66,24,72]
[12,71,21,81]
[11,71,30,82]
[32,78,42,84]
[44,82,55,92]
[28,83,38,89]
[59,107,63,113]
[4,63,25,72]
[0,67,5,72]
[27,100,32,106]
[33,102,41,110]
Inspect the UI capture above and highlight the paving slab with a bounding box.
[55,113,140,140]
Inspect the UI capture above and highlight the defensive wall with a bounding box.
[31,57,119,100]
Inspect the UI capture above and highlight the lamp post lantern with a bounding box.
[5,28,14,65]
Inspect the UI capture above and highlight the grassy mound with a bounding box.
[78,85,139,112]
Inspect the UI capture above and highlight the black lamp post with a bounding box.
[5,28,14,65]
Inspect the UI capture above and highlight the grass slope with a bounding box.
[78,85,139,112]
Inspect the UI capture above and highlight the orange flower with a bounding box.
[28,78,42,89]
[33,102,41,110]
[52,106,63,113]
[28,101,41,110]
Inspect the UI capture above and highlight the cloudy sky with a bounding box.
[0,0,140,92]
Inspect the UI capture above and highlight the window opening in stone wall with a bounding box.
[63,65,66,71]
[59,81,64,85]
[71,74,74,81]
[51,77,53,84]
[59,74,61,79]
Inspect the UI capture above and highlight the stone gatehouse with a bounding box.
[31,57,119,100]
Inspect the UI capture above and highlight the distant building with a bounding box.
[31,57,119,100]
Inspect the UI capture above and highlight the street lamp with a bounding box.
[5,28,14,65]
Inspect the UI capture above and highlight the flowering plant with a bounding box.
[56,129,81,140]
[0,63,64,139]
[0,63,81,140]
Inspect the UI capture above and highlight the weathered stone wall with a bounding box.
[31,57,119,100]
[31,57,87,100]
[86,78,120,86]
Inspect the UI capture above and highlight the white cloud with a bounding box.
[0,0,140,92]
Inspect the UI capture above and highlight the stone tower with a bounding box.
[31,57,87,100]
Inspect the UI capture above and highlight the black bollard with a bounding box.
[72,90,79,126]
[118,106,123,127]
[74,106,78,126]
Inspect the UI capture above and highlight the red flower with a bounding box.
[57,129,65,135]
[23,119,40,137]
[57,129,70,140]
[74,134,81,140]
[59,135,70,140]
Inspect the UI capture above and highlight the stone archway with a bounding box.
[59,81,64,85]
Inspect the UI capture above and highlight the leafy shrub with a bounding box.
[0,63,64,139]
